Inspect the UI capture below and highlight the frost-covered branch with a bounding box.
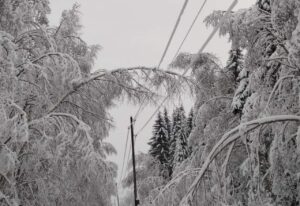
[16,52,72,68]
[47,67,192,114]
[180,115,300,205]
[62,100,112,122]
[264,75,297,112]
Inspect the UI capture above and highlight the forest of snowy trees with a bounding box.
[0,0,300,206]
[0,1,188,205]
[121,0,300,205]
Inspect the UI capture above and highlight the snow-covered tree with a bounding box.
[171,106,189,167]
[140,2,300,205]
[226,48,244,83]
[122,153,164,205]
[231,62,250,115]
[185,108,194,155]
[0,3,117,205]
[185,108,194,139]
[148,111,170,178]
[177,1,300,205]
[0,2,193,205]
[163,108,172,144]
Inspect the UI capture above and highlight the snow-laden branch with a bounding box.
[61,100,112,122]
[16,52,71,68]
[150,167,201,203]
[179,115,300,205]
[48,113,87,126]
[47,67,192,114]
[264,75,298,112]
[16,52,77,77]
[28,66,191,134]
[29,112,91,132]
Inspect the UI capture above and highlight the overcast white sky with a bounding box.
[48,0,255,185]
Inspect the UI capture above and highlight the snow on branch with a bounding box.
[151,168,201,204]
[16,52,75,68]
[264,75,299,113]
[47,66,193,114]
[179,115,300,205]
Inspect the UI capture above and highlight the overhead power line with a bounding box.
[130,0,190,130]
[118,126,130,184]
[120,0,238,189]
[157,0,189,69]
[132,98,148,124]
[121,139,133,182]
[172,0,208,63]
[135,0,239,138]
[119,0,192,187]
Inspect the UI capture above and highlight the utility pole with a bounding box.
[130,117,139,206]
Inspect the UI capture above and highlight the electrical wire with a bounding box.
[135,0,239,138]
[131,0,190,124]
[127,0,190,146]
[119,0,238,194]
[117,0,196,189]
[118,126,130,184]
[132,0,207,137]
[121,143,132,181]
[157,0,190,69]
[132,97,148,123]
[171,0,208,63]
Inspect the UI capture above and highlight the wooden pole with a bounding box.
[130,117,139,206]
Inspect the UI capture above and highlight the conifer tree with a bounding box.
[148,112,169,168]
[163,108,172,142]
[139,1,300,205]
[162,108,173,177]
[170,106,189,168]
[169,107,180,168]
[185,108,194,154]
[186,108,194,138]
[226,48,248,115]
[226,49,244,82]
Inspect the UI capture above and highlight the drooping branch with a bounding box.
[63,35,88,45]
[29,112,90,130]
[61,100,112,122]
[46,67,193,114]
[221,141,235,179]
[16,52,70,68]
[151,168,201,203]
[264,75,297,113]
[179,115,300,205]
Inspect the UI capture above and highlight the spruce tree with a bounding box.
[186,108,194,155]
[163,108,172,141]
[170,106,189,169]
[169,107,180,168]
[226,48,243,82]
[186,108,194,138]
[163,108,172,177]
[148,111,169,169]
[226,49,249,115]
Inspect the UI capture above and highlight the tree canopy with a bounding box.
[121,1,300,205]
[0,1,191,205]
